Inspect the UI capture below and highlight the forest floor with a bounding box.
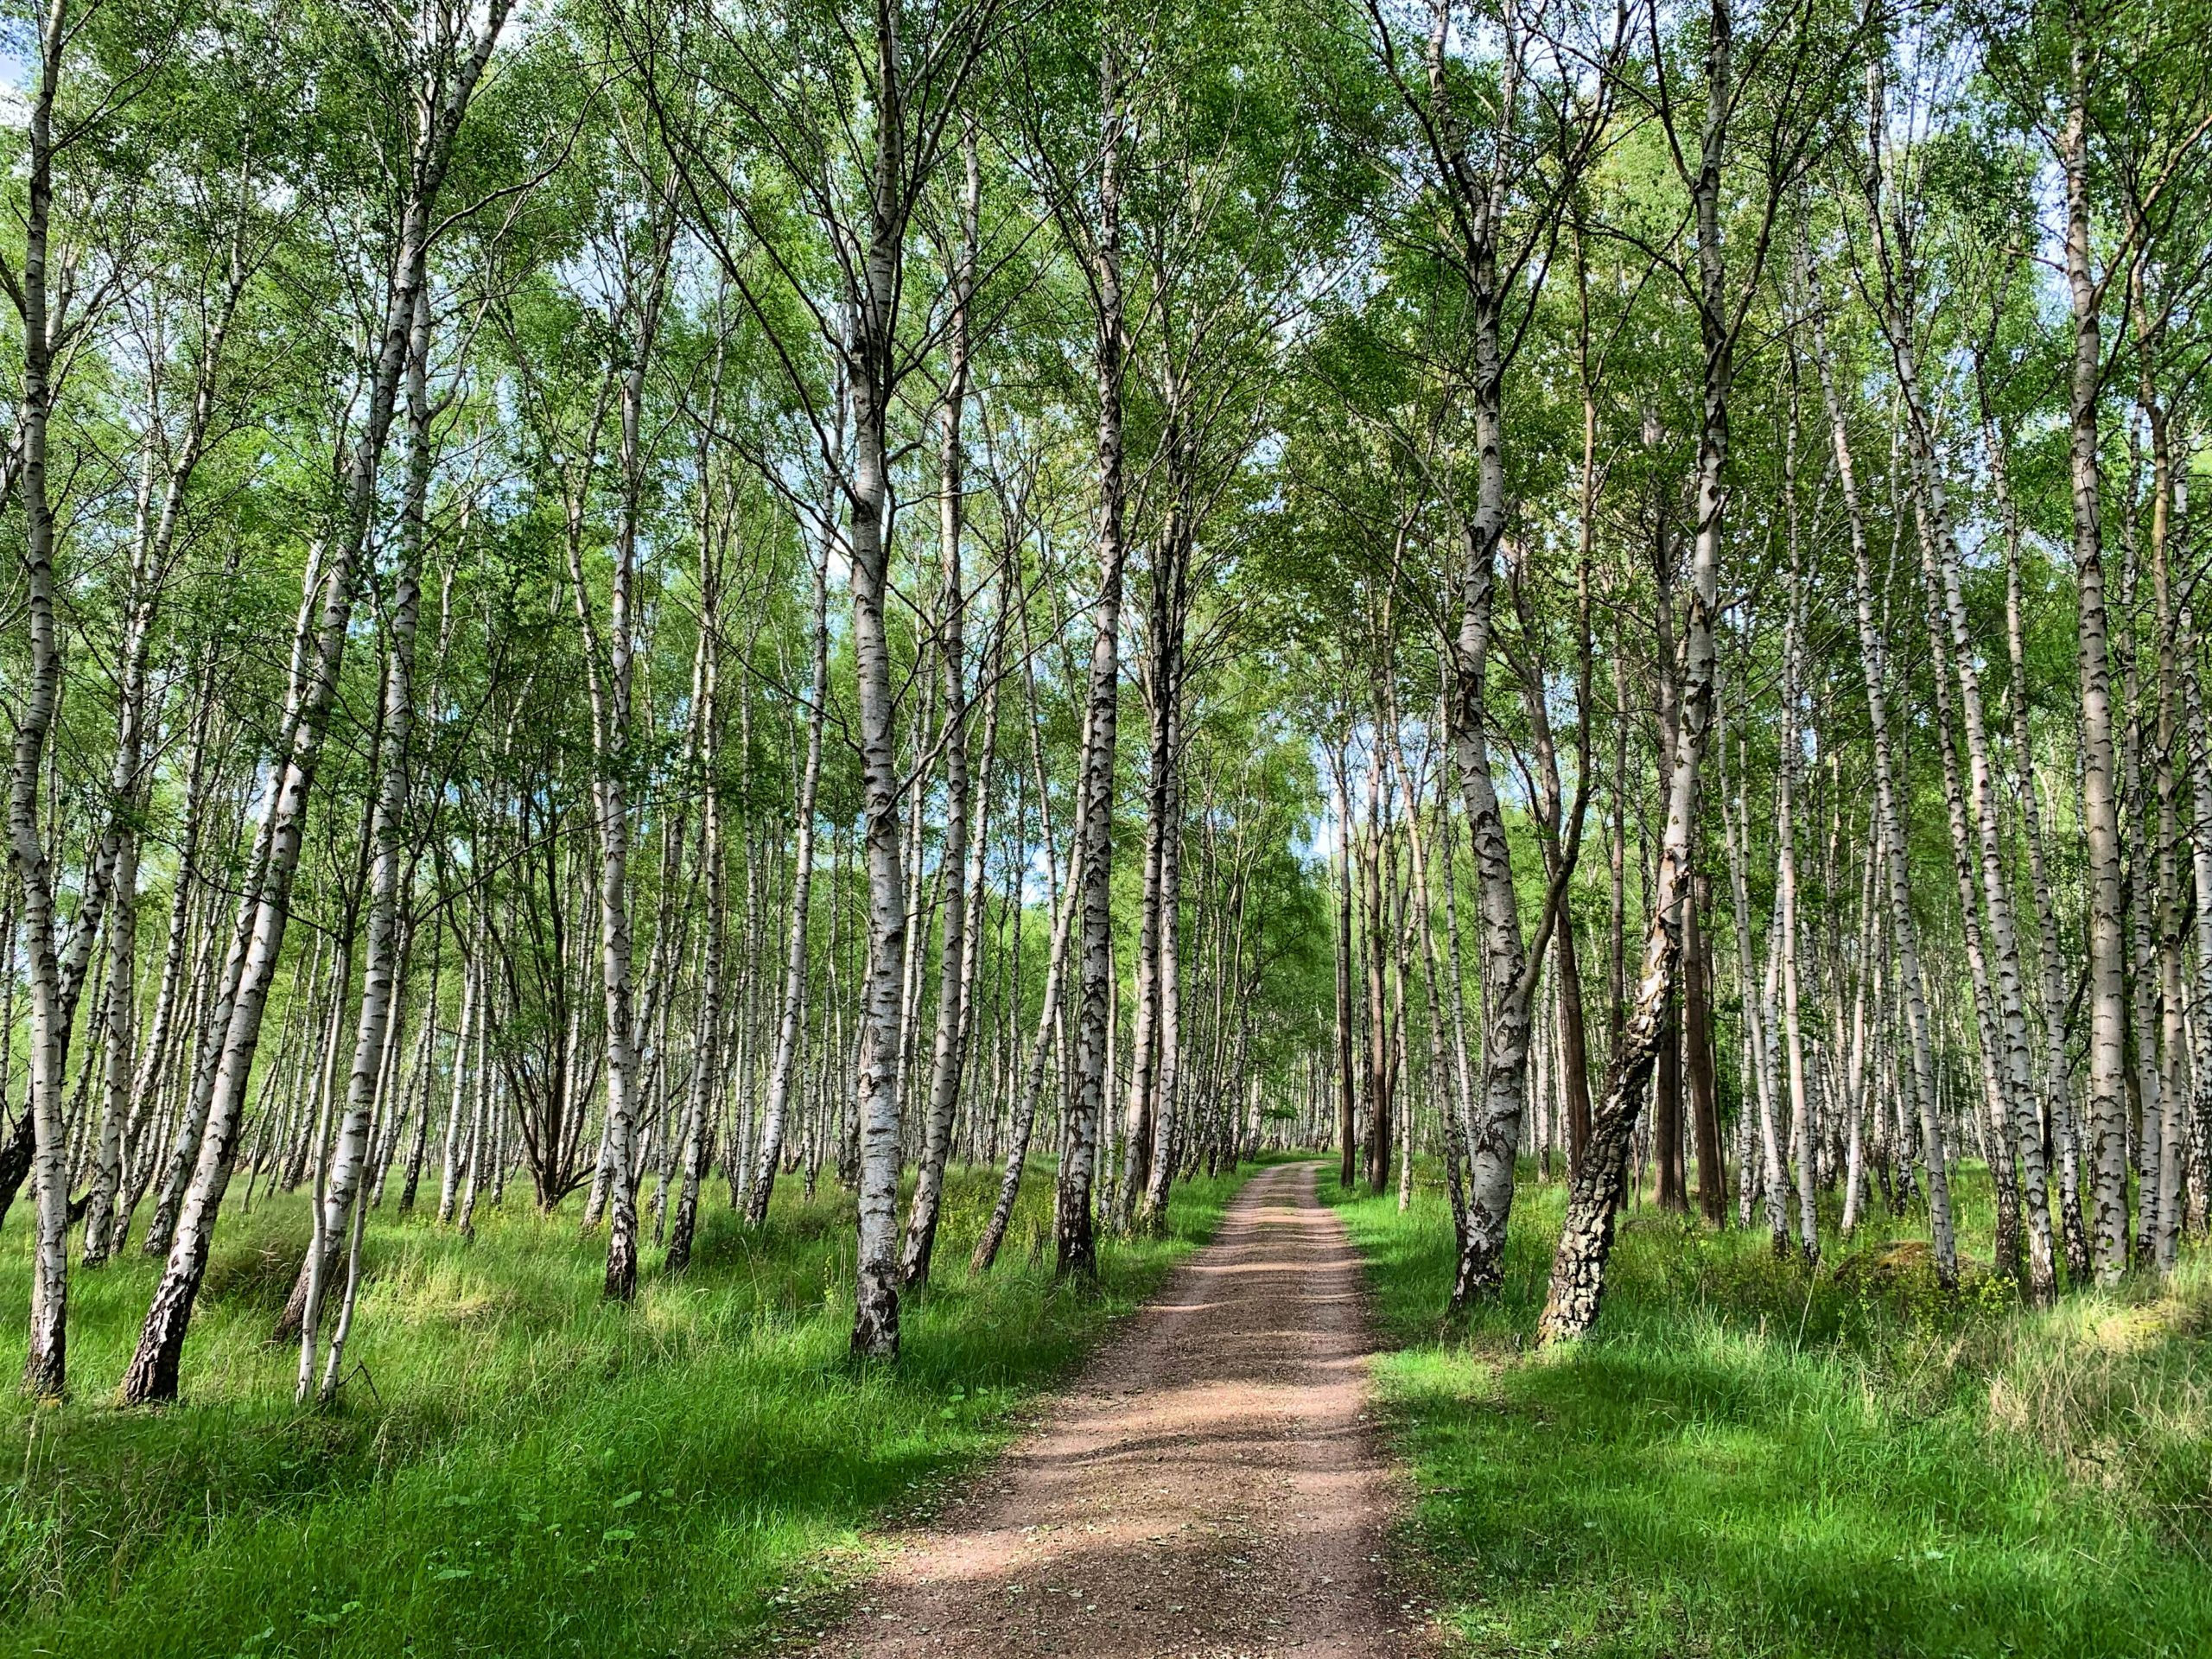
[804,1159,1430,1659]
[0,1160,1266,1658]
[10,1158,2212,1659]
[1328,1166,2212,1659]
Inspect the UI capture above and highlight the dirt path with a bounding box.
[814,1160,1426,1659]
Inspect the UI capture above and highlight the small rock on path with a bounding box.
[811,1160,1428,1658]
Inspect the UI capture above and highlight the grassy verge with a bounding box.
[1,1159,1261,1658]
[1325,1165,2212,1659]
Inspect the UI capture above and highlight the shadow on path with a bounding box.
[811,1162,1427,1659]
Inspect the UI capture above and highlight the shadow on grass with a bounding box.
[1325,1165,2212,1659]
[1,1160,1256,1659]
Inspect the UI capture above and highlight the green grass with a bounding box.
[1325,1164,2212,1659]
[0,1159,1261,1658]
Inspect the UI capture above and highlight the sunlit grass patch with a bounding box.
[1327,1163,2212,1659]
[0,1159,1256,1658]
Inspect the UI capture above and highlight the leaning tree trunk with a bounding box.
[1539,0,1732,1344]
[80,219,248,1271]
[289,281,434,1395]
[112,673,220,1255]
[1809,291,1958,1284]
[121,0,512,1407]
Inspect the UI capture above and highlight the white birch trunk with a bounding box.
[121,0,512,1404]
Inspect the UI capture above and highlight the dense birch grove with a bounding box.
[6,0,2212,1405]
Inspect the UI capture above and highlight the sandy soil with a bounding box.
[812,1160,1429,1658]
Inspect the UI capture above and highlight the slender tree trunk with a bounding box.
[667,527,729,1274]
[289,283,434,1392]
[1686,869,1724,1224]
[1141,690,1185,1226]
[1362,764,1394,1195]
[2182,606,2212,1239]
[1058,60,1128,1282]
[973,816,1085,1273]
[1539,0,1732,1343]
[1775,494,1817,1262]
[2062,27,2130,1281]
[1984,404,2092,1280]
[1116,607,1174,1230]
[846,10,923,1354]
[747,523,833,1224]
[899,130,982,1290]
[120,0,511,1406]
[571,221,670,1306]
[1720,704,1789,1251]
[1809,289,1958,1284]
[1862,101,2055,1295]
[7,0,77,1397]
[1332,738,1357,1189]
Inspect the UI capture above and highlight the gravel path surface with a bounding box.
[814,1160,1427,1658]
